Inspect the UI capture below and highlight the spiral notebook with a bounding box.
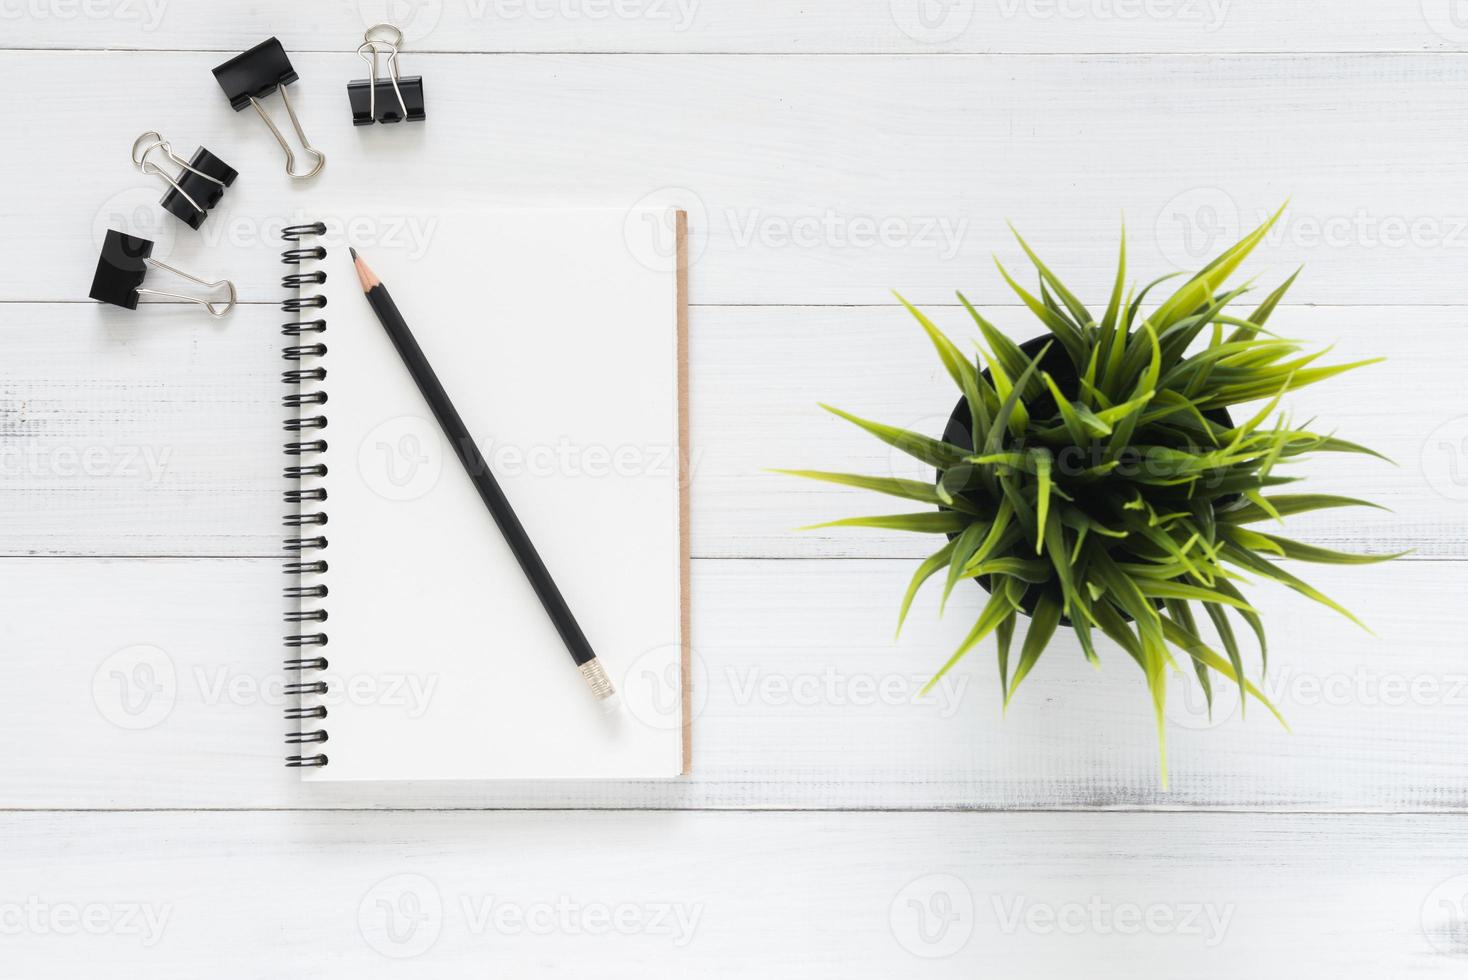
[282,207,690,780]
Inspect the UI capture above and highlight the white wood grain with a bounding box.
[1,303,1459,558]
[0,810,1464,978]
[5,556,1463,809]
[4,52,1468,306]
[0,303,280,556]
[0,1,1459,53]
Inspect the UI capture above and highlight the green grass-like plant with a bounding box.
[781,206,1401,784]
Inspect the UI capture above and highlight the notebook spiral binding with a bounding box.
[281,222,330,767]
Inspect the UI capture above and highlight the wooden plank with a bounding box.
[0,1,1459,53]
[0,810,1463,977]
[5,51,1468,305]
[0,303,280,556]
[4,556,1464,809]
[0,303,1458,558]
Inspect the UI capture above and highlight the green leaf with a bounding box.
[1099,223,1127,339]
[1209,576,1268,673]
[995,611,1016,698]
[1167,600,1214,718]
[958,291,1031,384]
[921,588,1018,695]
[897,540,956,637]
[1008,223,1094,326]
[1042,373,1090,446]
[1072,403,1113,437]
[1220,539,1370,631]
[1310,435,1394,462]
[942,521,991,612]
[895,292,999,462]
[894,292,975,392]
[1072,610,1101,666]
[1158,614,1288,730]
[1034,449,1053,554]
[983,343,1051,457]
[1090,550,1161,629]
[1091,596,1144,668]
[801,512,973,534]
[968,452,1033,470]
[1094,391,1155,429]
[980,349,1029,435]
[968,557,1053,582]
[1142,388,1215,431]
[1217,494,1387,525]
[1133,579,1257,611]
[1006,593,1063,704]
[1247,531,1408,565]
[993,258,1089,369]
[819,404,969,469]
[937,460,982,505]
[1125,272,1186,328]
[1038,279,1073,325]
[774,469,979,513]
[1227,266,1300,344]
[1199,358,1385,408]
[1004,574,1031,607]
[1202,601,1245,718]
[1041,504,1086,625]
[1219,524,1285,556]
[1150,203,1285,331]
[1105,323,1161,461]
[960,499,1018,577]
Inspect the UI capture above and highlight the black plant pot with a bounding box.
[936,334,1235,622]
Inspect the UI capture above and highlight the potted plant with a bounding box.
[781,206,1399,784]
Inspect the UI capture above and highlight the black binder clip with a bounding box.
[131,131,238,230]
[89,230,236,318]
[213,37,326,180]
[348,24,425,125]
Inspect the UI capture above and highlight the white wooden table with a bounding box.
[3,3,1466,975]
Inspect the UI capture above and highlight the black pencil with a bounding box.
[349,247,615,703]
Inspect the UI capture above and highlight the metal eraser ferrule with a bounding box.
[579,659,616,700]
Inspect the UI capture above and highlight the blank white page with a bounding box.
[297,208,685,780]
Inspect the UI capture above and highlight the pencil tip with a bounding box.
[350,248,380,291]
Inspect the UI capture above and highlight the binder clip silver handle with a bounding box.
[357,24,408,124]
[213,38,326,181]
[249,87,325,180]
[90,230,237,318]
[137,258,238,318]
[131,131,224,216]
